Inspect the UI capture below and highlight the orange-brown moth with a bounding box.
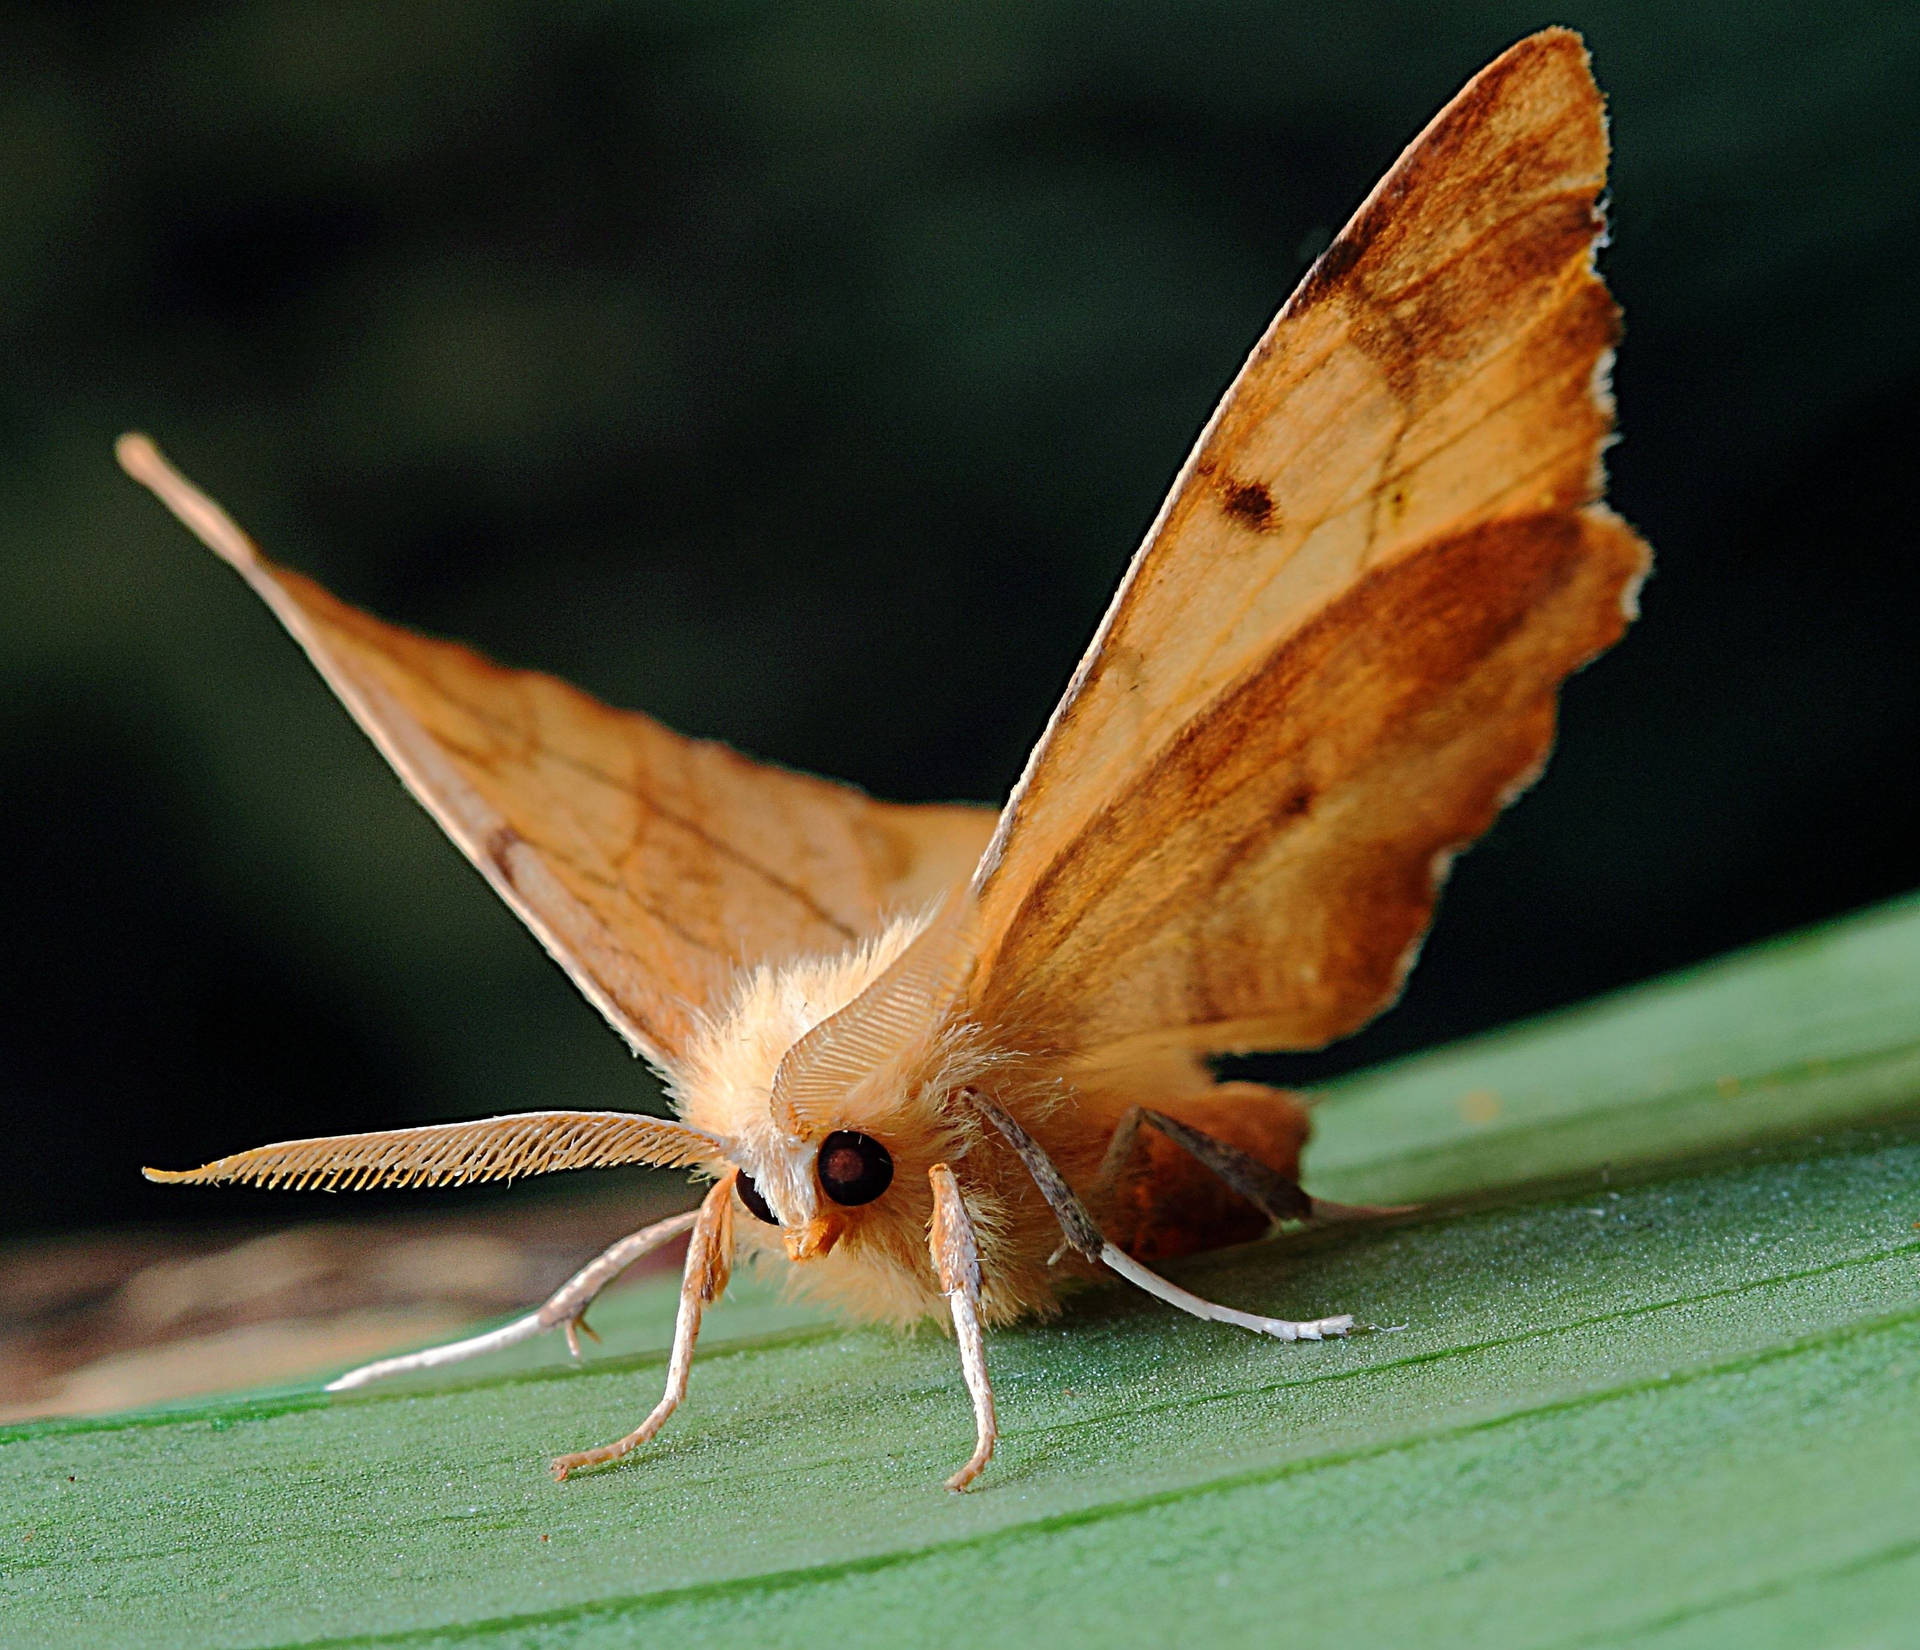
[119,29,1647,1491]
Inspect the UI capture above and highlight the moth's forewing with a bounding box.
[969,29,1647,1063]
[117,436,994,1065]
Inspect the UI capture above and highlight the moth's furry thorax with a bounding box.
[660,912,1051,1327]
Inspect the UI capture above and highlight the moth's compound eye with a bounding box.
[816,1131,893,1207]
[736,1171,779,1226]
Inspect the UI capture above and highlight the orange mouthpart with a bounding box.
[784,1212,847,1261]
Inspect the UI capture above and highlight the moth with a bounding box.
[121,29,1647,1491]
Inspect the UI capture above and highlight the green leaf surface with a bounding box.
[7,895,1920,1649]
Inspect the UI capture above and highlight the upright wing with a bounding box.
[118,436,995,1068]
[970,30,1649,1066]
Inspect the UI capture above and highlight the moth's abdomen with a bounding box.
[1104,1084,1309,1262]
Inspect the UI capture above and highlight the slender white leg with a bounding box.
[550,1173,736,1480]
[966,1091,1357,1343]
[324,1207,701,1391]
[929,1163,997,1491]
[534,1209,703,1358]
[1098,1244,1352,1340]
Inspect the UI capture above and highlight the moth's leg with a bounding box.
[325,1208,701,1392]
[536,1210,706,1360]
[1092,1105,1147,1199]
[1136,1109,1412,1225]
[550,1172,736,1481]
[1095,1246,1352,1340]
[1045,1107,1150,1266]
[928,1163,996,1492]
[967,1093,1355,1342]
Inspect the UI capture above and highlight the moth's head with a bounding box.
[723,1119,895,1261]
[670,902,986,1269]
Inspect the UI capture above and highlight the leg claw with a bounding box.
[562,1314,602,1361]
[1300,1313,1356,1340]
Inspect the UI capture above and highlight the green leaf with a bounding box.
[1311,888,1920,1204]
[6,895,1920,1649]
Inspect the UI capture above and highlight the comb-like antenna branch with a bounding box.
[143,1110,723,1192]
[771,895,978,1134]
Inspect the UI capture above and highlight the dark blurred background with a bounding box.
[3,0,1916,1241]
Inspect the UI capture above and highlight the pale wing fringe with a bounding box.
[142,1110,721,1192]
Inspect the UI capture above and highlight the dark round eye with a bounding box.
[816,1131,893,1206]
[736,1171,779,1226]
